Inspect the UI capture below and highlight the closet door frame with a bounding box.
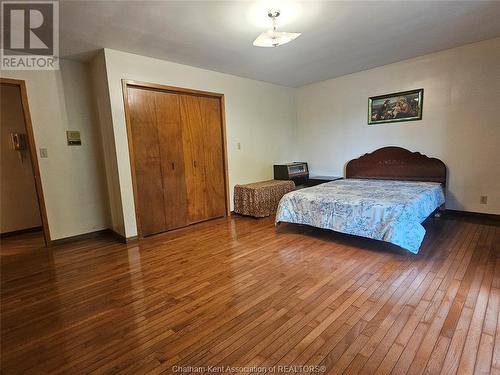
[122,79,230,239]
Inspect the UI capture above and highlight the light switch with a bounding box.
[40,148,48,158]
[237,142,241,150]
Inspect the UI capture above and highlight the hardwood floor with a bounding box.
[1,215,498,374]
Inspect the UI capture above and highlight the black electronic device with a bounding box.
[273,162,309,186]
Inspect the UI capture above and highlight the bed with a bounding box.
[275,147,447,253]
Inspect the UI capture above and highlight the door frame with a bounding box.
[1,78,51,245]
[121,79,231,239]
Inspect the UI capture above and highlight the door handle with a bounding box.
[193,160,197,168]
[171,162,175,170]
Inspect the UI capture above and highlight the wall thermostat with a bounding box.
[66,130,81,146]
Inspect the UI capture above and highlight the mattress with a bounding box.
[275,178,445,253]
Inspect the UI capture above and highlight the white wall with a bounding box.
[296,38,500,214]
[89,51,124,236]
[1,84,42,233]
[102,48,297,238]
[1,59,110,240]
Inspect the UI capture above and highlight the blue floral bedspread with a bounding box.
[275,179,445,253]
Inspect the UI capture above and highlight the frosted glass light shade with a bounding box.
[253,30,301,47]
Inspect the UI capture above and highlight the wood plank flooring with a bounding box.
[1,214,498,374]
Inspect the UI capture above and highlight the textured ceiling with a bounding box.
[60,1,500,87]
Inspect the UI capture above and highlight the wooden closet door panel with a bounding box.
[154,91,188,229]
[198,96,226,219]
[127,87,167,236]
[179,95,207,223]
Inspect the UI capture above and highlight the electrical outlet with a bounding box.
[480,196,488,204]
[39,148,48,158]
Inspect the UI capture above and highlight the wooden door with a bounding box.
[180,95,226,223]
[180,95,208,223]
[155,91,188,230]
[127,87,167,236]
[125,81,228,237]
[198,96,226,219]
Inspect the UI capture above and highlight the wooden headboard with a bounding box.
[345,147,446,185]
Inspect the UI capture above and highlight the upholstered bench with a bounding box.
[234,179,295,218]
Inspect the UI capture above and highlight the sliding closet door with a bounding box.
[180,95,208,223]
[125,81,228,237]
[198,96,226,219]
[127,87,167,236]
[180,95,226,223]
[155,91,188,230]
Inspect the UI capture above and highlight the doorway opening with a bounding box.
[0,78,50,246]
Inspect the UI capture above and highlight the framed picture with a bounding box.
[368,88,423,125]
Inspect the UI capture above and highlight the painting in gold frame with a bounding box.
[368,89,423,125]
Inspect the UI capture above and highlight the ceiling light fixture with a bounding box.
[253,10,301,47]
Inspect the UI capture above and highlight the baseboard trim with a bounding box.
[32,208,500,246]
[111,230,138,244]
[1,226,43,238]
[444,209,500,221]
[48,228,142,246]
[49,229,111,246]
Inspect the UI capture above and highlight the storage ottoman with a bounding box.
[234,179,295,218]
